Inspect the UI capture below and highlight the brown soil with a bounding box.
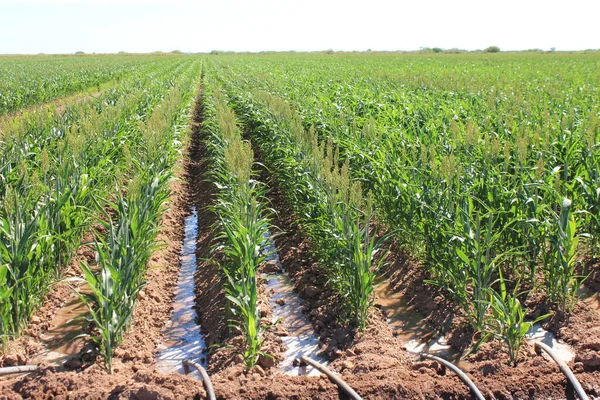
[0,89,207,399]
[186,109,227,363]
[381,241,600,398]
[3,363,204,400]
[381,244,474,352]
[249,173,600,399]
[582,256,600,293]
[544,301,600,396]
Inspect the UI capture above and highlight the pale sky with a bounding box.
[0,0,598,54]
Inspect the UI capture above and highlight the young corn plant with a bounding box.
[0,184,52,342]
[79,170,170,372]
[447,200,502,330]
[0,264,12,351]
[341,195,389,331]
[485,271,550,366]
[76,80,188,372]
[302,136,385,330]
[218,197,270,369]
[542,197,584,313]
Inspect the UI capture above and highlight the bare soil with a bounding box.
[545,302,600,396]
[582,256,600,293]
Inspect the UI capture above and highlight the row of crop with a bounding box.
[0,58,201,352]
[199,77,272,368]
[210,56,598,364]
[211,69,387,333]
[0,55,188,115]
[79,66,201,372]
[0,56,191,188]
[280,60,597,310]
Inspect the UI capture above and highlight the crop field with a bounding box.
[1,52,600,399]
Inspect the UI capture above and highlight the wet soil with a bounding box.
[226,182,471,399]
[373,276,434,346]
[0,242,97,370]
[261,226,326,376]
[185,115,227,366]
[380,243,471,352]
[156,207,207,377]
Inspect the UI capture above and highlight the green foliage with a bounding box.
[0,54,183,115]
[447,203,508,329]
[205,51,600,361]
[202,84,270,369]
[220,84,388,331]
[485,271,550,366]
[542,197,584,312]
[77,72,197,372]
[80,170,171,372]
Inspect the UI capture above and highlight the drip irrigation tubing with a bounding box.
[420,353,485,400]
[299,355,362,400]
[534,341,589,400]
[0,365,38,376]
[182,359,216,400]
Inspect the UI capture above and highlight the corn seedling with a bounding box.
[485,271,550,366]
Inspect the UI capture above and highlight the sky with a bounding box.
[0,0,598,54]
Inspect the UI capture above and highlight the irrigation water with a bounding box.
[373,276,577,367]
[156,207,207,380]
[28,282,91,366]
[262,231,326,376]
[373,276,455,359]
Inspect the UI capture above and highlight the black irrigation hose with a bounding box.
[534,341,589,400]
[299,355,362,400]
[182,359,216,400]
[420,353,485,400]
[0,365,38,376]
